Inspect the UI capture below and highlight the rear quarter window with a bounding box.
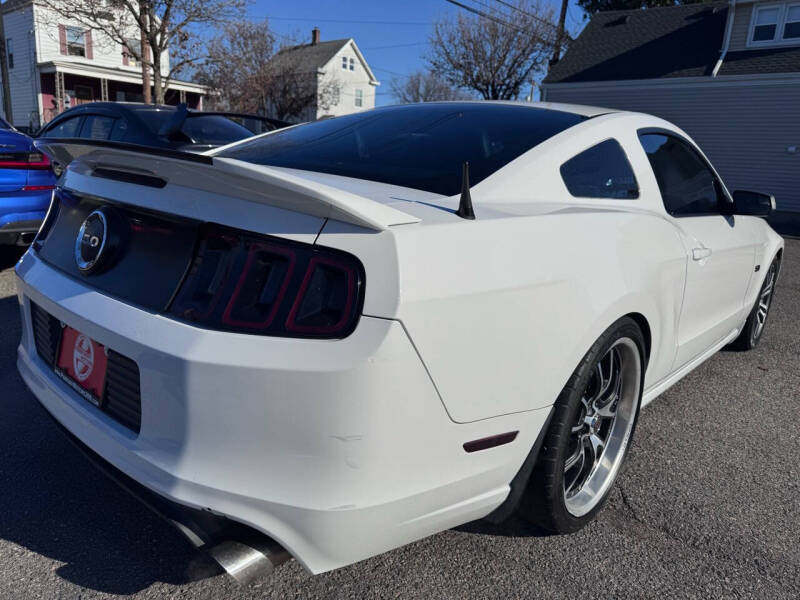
[43,116,82,138]
[560,139,639,199]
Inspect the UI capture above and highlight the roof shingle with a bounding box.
[270,39,351,73]
[544,3,729,84]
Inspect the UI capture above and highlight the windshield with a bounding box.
[135,109,253,145]
[217,103,585,196]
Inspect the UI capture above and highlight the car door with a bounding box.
[639,131,756,369]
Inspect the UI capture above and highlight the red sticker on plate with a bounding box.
[56,327,108,401]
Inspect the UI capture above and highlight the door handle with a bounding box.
[692,247,712,261]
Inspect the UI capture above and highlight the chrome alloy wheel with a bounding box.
[752,264,777,342]
[563,338,642,517]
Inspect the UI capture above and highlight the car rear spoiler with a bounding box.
[34,139,421,231]
[158,104,291,137]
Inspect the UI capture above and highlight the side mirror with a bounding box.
[732,190,775,217]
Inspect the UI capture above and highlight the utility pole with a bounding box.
[0,9,13,123]
[549,0,569,67]
[140,3,151,103]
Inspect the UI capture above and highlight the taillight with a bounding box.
[170,225,365,338]
[0,152,51,169]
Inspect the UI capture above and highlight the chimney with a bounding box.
[311,27,320,45]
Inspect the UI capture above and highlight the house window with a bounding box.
[753,6,780,41]
[749,3,800,43]
[342,56,347,70]
[784,4,800,38]
[124,38,139,66]
[5,39,11,70]
[354,88,363,107]
[66,26,86,56]
[349,57,354,71]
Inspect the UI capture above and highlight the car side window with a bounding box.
[639,133,722,216]
[79,115,116,140]
[42,116,82,138]
[110,118,129,142]
[560,139,639,199]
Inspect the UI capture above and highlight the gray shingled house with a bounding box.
[541,1,800,213]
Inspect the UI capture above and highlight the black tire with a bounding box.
[729,258,779,351]
[520,316,645,534]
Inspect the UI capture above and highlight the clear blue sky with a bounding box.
[246,0,588,105]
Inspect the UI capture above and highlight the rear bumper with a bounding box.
[15,250,548,573]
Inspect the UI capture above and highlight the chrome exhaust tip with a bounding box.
[207,537,291,586]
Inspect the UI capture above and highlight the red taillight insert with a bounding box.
[222,243,296,329]
[0,152,51,170]
[286,255,357,335]
[170,225,365,339]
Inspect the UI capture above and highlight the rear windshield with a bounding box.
[218,103,585,196]
[135,109,252,145]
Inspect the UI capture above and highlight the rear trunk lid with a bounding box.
[35,140,421,230]
[32,141,419,316]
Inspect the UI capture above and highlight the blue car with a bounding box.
[0,116,55,246]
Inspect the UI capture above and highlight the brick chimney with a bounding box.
[311,27,320,45]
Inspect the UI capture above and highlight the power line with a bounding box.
[443,0,528,33]
[370,65,412,77]
[265,16,429,26]
[361,42,427,50]
[491,0,563,32]
[490,0,543,21]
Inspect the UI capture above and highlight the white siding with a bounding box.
[1,5,38,129]
[543,78,800,212]
[729,1,755,51]
[318,42,376,119]
[33,4,170,76]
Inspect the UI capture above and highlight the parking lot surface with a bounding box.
[0,240,798,600]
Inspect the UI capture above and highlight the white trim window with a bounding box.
[785,4,800,38]
[342,56,348,70]
[124,37,140,67]
[66,26,86,56]
[349,57,355,71]
[748,2,800,45]
[354,88,363,107]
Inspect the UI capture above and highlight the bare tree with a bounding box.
[390,72,472,104]
[198,22,341,122]
[196,21,275,113]
[38,0,246,104]
[428,0,556,100]
[263,57,341,122]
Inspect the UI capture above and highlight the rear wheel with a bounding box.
[521,317,644,533]
[730,258,778,351]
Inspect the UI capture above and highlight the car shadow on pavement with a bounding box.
[456,514,551,538]
[0,246,25,270]
[0,294,221,594]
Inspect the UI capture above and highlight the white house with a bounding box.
[271,28,380,121]
[1,0,206,132]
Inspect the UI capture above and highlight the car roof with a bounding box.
[371,100,619,118]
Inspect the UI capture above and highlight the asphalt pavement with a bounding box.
[0,241,798,600]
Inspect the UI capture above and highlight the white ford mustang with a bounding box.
[16,102,782,582]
